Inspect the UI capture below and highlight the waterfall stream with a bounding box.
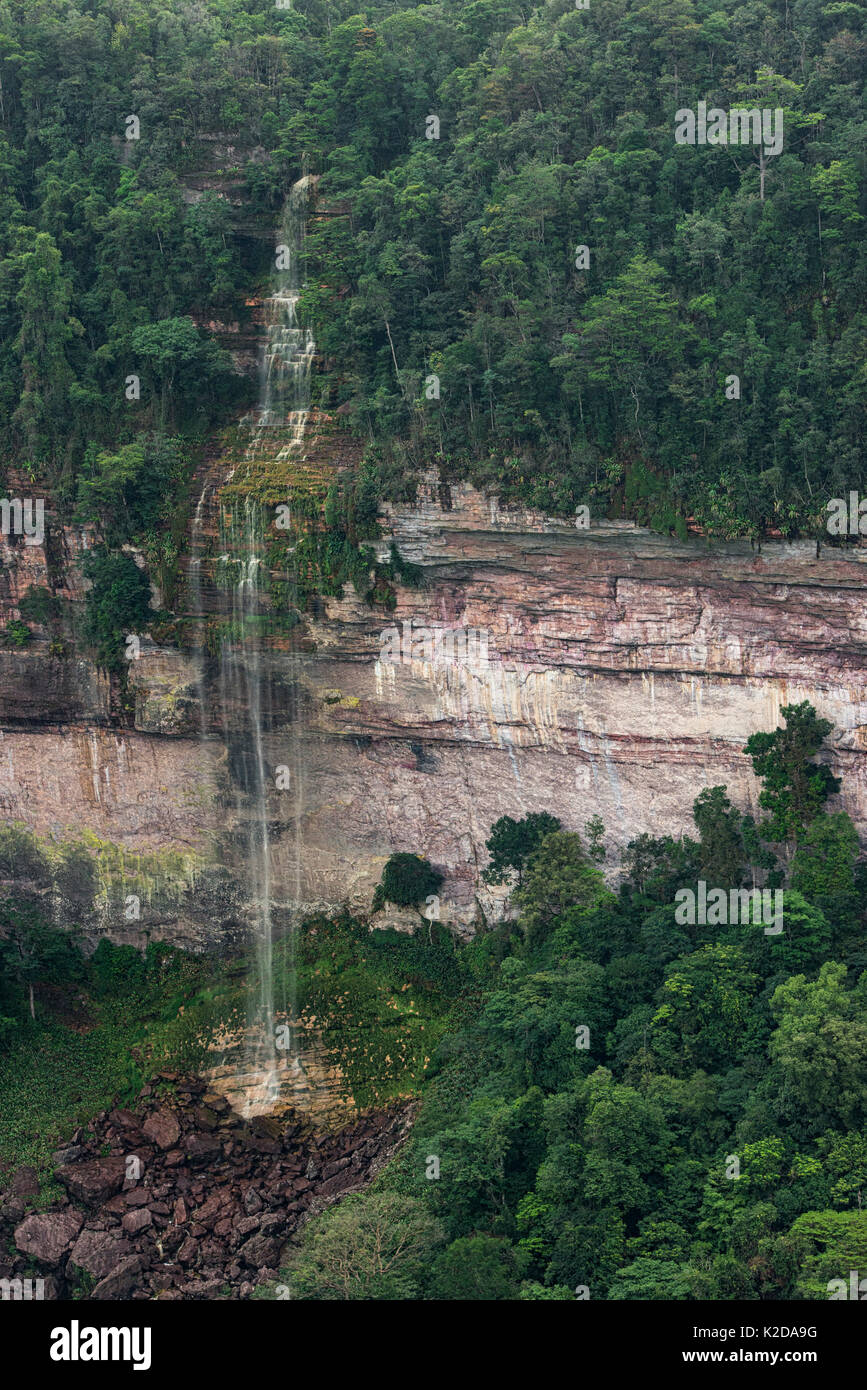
[246,175,316,456]
[199,176,316,1117]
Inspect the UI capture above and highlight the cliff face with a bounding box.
[2,474,866,940]
[291,482,867,926]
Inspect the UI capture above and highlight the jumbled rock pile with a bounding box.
[0,1074,415,1300]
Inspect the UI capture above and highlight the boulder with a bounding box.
[185,1133,221,1166]
[142,1109,181,1151]
[90,1255,143,1300]
[237,1232,281,1268]
[179,1276,225,1299]
[178,1237,199,1267]
[122,1208,153,1235]
[14,1209,83,1265]
[55,1156,127,1205]
[51,1145,84,1167]
[68,1229,132,1280]
[8,1165,40,1197]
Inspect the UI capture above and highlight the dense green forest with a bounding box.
[4,702,866,1299]
[0,0,865,1309]
[0,0,863,546]
[260,703,867,1300]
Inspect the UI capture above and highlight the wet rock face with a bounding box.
[0,1076,415,1301]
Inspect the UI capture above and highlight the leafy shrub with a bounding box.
[2,618,31,647]
[81,550,152,671]
[89,939,147,1001]
[372,853,443,910]
[52,841,96,908]
[428,1235,520,1299]
[0,823,48,880]
[283,1192,444,1300]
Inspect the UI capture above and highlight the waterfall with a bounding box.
[199,176,316,1116]
[246,175,316,459]
[218,501,280,1114]
[189,480,211,738]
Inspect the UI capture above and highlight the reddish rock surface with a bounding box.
[0,1074,414,1301]
[2,466,865,940]
[55,1156,128,1205]
[143,1110,181,1150]
[13,1209,83,1265]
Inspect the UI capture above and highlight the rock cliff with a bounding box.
[1,469,865,939]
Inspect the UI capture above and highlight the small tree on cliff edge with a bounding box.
[372,853,443,912]
[483,813,561,887]
[744,701,840,851]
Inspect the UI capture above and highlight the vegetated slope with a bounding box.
[261,705,867,1301]
[0,0,862,555]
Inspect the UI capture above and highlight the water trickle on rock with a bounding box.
[246,174,316,458]
[198,177,317,1117]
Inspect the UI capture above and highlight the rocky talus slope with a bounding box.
[0,1078,414,1300]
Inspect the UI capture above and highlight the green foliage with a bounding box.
[285,913,464,1109]
[515,830,614,946]
[1,618,31,648]
[129,317,234,431]
[81,549,153,671]
[0,824,48,881]
[0,901,82,1024]
[281,1192,444,1300]
[788,1210,867,1298]
[272,703,867,1302]
[428,1235,520,1300]
[483,812,561,886]
[607,1256,694,1301]
[76,433,187,548]
[0,0,856,537]
[769,963,867,1133]
[18,585,57,626]
[373,852,443,910]
[293,3,864,534]
[0,931,227,1183]
[744,701,841,846]
[790,813,858,900]
[51,841,96,909]
[692,786,746,888]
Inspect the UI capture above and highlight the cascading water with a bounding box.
[202,176,316,1116]
[217,501,280,1114]
[246,175,316,457]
